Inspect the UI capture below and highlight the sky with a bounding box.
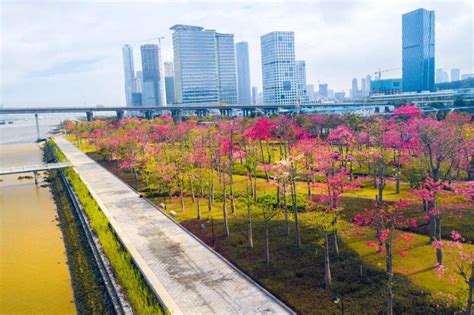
[1,0,473,107]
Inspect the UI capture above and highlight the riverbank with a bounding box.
[0,143,75,314]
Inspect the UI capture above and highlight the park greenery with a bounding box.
[48,140,165,314]
[63,106,473,314]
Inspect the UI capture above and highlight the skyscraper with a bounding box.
[361,78,367,96]
[122,45,135,106]
[307,84,315,101]
[435,68,449,83]
[164,62,175,105]
[236,41,252,104]
[319,84,328,98]
[402,8,435,92]
[351,78,358,98]
[451,68,460,82]
[261,31,297,105]
[295,61,308,103]
[170,24,237,105]
[216,33,238,104]
[141,44,164,106]
[252,86,258,104]
[366,75,372,94]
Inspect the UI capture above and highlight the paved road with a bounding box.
[55,137,294,315]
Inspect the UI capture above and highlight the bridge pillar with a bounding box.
[144,110,154,120]
[86,111,93,122]
[34,113,41,142]
[116,110,124,121]
[33,171,38,185]
[219,108,230,117]
[171,109,182,121]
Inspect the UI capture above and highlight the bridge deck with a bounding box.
[54,136,293,315]
[0,162,71,175]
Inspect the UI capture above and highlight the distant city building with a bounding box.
[450,68,460,82]
[131,92,142,106]
[164,61,174,77]
[351,78,358,98]
[436,68,449,83]
[170,24,237,104]
[141,44,164,106]
[370,78,403,95]
[216,33,238,104]
[163,62,175,104]
[319,83,328,98]
[122,45,136,106]
[461,73,474,80]
[134,71,143,94]
[295,60,308,103]
[236,41,252,104]
[328,89,335,99]
[252,86,258,104]
[334,91,345,101]
[261,31,297,105]
[307,84,315,101]
[366,75,372,93]
[402,8,435,92]
[361,78,367,96]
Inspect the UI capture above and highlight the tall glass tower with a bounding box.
[170,24,237,104]
[295,60,308,103]
[236,41,251,104]
[122,45,135,106]
[140,44,164,105]
[216,33,238,104]
[402,8,435,92]
[261,31,297,105]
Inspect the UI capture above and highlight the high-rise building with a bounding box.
[307,84,315,101]
[436,68,449,83]
[163,62,175,105]
[236,42,251,104]
[252,86,258,104]
[141,44,164,106]
[122,45,135,106]
[450,68,460,82]
[295,61,308,103]
[216,33,238,104]
[371,78,403,95]
[334,91,345,101]
[402,8,435,92]
[261,31,297,105]
[366,75,372,94]
[170,24,237,105]
[361,78,367,96]
[351,78,358,98]
[319,83,328,98]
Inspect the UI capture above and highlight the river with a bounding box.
[0,116,76,314]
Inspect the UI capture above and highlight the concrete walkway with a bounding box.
[55,137,294,315]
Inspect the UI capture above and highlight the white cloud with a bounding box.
[1,0,472,106]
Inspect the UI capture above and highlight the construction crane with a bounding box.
[375,67,401,80]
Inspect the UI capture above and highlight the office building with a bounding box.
[461,73,474,80]
[252,86,258,104]
[170,24,238,105]
[334,91,345,101]
[351,78,358,98]
[451,68,460,82]
[370,78,403,95]
[436,68,449,83]
[295,60,308,103]
[122,45,136,106]
[307,84,315,101]
[236,41,252,104]
[319,83,328,98]
[361,78,367,96]
[366,75,372,93]
[163,62,175,104]
[141,44,164,106]
[402,8,435,92]
[261,31,297,105]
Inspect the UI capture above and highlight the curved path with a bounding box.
[54,137,294,315]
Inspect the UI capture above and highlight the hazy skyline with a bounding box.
[1,0,472,107]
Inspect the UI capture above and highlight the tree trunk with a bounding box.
[396,177,400,194]
[291,176,301,248]
[386,237,394,315]
[196,196,201,220]
[247,203,253,249]
[466,262,473,315]
[333,229,339,256]
[229,173,236,214]
[435,216,443,265]
[260,141,269,182]
[324,233,332,289]
[265,220,270,265]
[283,182,290,237]
[222,174,230,237]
